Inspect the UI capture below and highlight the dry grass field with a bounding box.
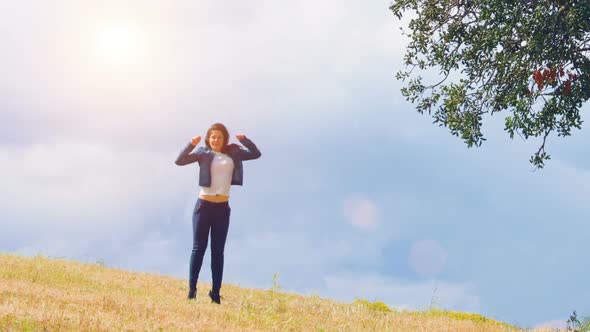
[0,253,558,331]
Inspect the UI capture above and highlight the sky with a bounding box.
[1,0,589,329]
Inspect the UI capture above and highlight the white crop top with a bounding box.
[199,152,235,197]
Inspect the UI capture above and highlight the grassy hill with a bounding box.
[0,253,555,331]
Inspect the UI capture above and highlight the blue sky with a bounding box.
[1,0,589,328]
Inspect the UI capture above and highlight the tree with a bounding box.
[390,0,590,168]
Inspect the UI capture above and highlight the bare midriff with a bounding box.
[199,194,230,203]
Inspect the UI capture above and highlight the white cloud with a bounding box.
[1,0,406,113]
[0,138,185,230]
[0,136,196,274]
[342,193,381,229]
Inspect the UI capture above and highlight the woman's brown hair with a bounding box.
[205,123,230,152]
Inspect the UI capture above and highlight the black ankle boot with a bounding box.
[208,290,221,304]
[187,288,196,300]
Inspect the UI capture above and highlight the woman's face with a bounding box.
[208,130,225,152]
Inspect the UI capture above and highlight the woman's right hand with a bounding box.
[191,136,202,146]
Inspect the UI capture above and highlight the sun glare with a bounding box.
[94,22,147,66]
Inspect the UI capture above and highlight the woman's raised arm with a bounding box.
[175,136,203,166]
[235,135,261,161]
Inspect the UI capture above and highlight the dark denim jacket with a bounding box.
[174,137,261,186]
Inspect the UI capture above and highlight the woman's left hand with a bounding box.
[236,134,246,140]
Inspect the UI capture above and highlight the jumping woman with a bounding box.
[175,123,261,303]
